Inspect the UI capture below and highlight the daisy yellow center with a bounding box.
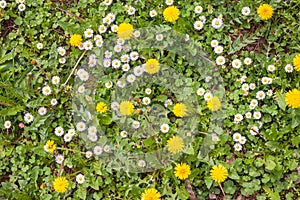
[163,6,180,22]
[145,59,160,74]
[117,23,134,40]
[167,136,184,154]
[257,4,273,20]
[173,103,187,117]
[174,163,191,180]
[70,34,82,47]
[119,101,134,115]
[210,165,228,183]
[285,89,300,109]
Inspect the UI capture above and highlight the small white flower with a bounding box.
[94,34,103,41]
[87,133,98,142]
[103,0,112,6]
[42,85,52,96]
[50,98,58,106]
[234,143,242,151]
[245,112,252,119]
[24,113,34,123]
[64,133,73,142]
[103,59,111,68]
[199,16,206,23]
[83,40,93,50]
[105,81,113,88]
[211,134,220,142]
[267,89,273,97]
[111,24,118,32]
[121,54,130,63]
[216,56,225,65]
[149,9,157,17]
[38,107,47,116]
[88,126,97,135]
[285,64,293,73]
[212,18,223,29]
[120,130,128,138]
[214,45,223,54]
[267,65,276,72]
[249,83,256,90]
[234,114,243,123]
[127,74,136,83]
[51,76,60,85]
[239,136,247,144]
[142,97,151,105]
[86,151,93,158]
[98,24,107,34]
[244,57,252,65]
[196,88,205,96]
[232,59,242,69]
[204,92,213,101]
[194,21,204,30]
[164,99,173,107]
[129,51,139,61]
[160,124,169,133]
[68,129,76,136]
[18,3,25,11]
[132,120,140,129]
[111,102,120,111]
[104,50,112,58]
[250,99,258,107]
[156,34,164,41]
[138,159,146,167]
[77,69,89,81]
[133,30,141,38]
[36,43,43,50]
[250,126,259,136]
[165,0,173,5]
[117,38,125,45]
[103,145,110,153]
[93,146,103,155]
[241,83,249,91]
[232,132,241,142]
[256,91,266,100]
[253,111,262,119]
[78,85,85,93]
[59,58,66,64]
[102,17,111,24]
[114,44,122,53]
[76,174,85,184]
[55,126,64,136]
[0,0,7,9]
[133,65,144,76]
[76,122,86,132]
[95,40,103,47]
[107,13,116,22]
[241,7,251,16]
[145,88,152,95]
[127,6,136,15]
[4,121,11,129]
[57,47,66,56]
[55,154,64,164]
[84,28,94,38]
[194,5,203,14]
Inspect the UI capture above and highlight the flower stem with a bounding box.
[218,182,227,200]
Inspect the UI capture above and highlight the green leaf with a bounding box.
[275,91,286,111]
[263,187,280,200]
[0,105,24,116]
[265,159,276,171]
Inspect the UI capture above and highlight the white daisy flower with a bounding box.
[77,69,89,81]
[121,64,130,72]
[133,65,144,76]
[117,38,125,45]
[194,21,204,30]
[234,114,243,123]
[84,28,94,38]
[127,6,136,15]
[76,174,85,184]
[211,133,220,142]
[249,83,256,90]
[88,126,97,135]
[38,107,47,116]
[232,59,242,69]
[68,129,76,136]
[98,24,107,34]
[36,43,43,50]
[4,121,11,129]
[267,89,273,97]
[216,56,225,65]
[102,17,111,25]
[244,57,252,65]
[51,76,60,85]
[111,24,118,32]
[64,133,73,142]
[57,47,66,56]
[121,54,130,63]
[129,51,139,61]
[55,154,64,164]
[250,126,259,136]
[0,1,7,9]
[93,146,103,155]
[137,160,146,167]
[95,40,103,47]
[132,120,140,129]
[42,85,52,96]
[234,143,242,151]
[267,65,276,72]
[87,133,98,142]
[103,144,110,153]
[104,50,112,58]
[156,34,164,41]
[127,74,136,83]
[105,81,113,88]
[117,79,126,88]
[145,88,152,95]
[112,59,121,69]
[78,85,85,94]
[165,0,173,5]
[214,45,223,54]
[24,113,34,123]
[232,132,241,142]
[103,59,111,68]
[133,30,141,38]
[149,9,157,17]
[18,3,25,11]
[196,88,205,96]
[59,57,66,64]
[111,102,120,111]
[253,111,262,119]
[142,97,151,105]
[250,99,258,107]
[256,91,265,100]
[160,124,169,133]
[103,0,112,6]
[107,13,116,22]
[199,16,206,23]
[194,5,203,14]
[241,83,249,91]
[204,92,213,101]
[241,7,251,16]
[83,40,93,50]
[245,112,252,119]
[120,130,128,138]
[212,18,223,29]
[239,136,247,144]
[86,151,93,158]
[114,44,122,52]
[76,122,86,132]
[285,64,293,73]
[94,34,103,41]
[50,98,58,106]
[55,126,64,136]
[164,99,173,107]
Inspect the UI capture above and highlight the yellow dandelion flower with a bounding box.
[141,188,161,200]
[70,34,82,47]
[257,4,273,20]
[207,96,221,111]
[96,102,107,113]
[293,54,300,71]
[45,140,56,153]
[117,23,134,40]
[210,165,228,183]
[285,89,300,109]
[174,163,191,180]
[145,59,160,74]
[119,101,135,115]
[173,103,187,117]
[167,136,184,154]
[163,6,180,22]
[53,177,69,193]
